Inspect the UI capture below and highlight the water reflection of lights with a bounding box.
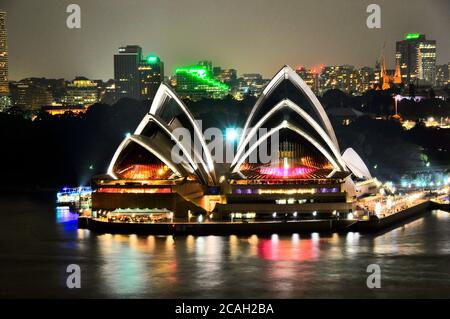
[344,232,361,257]
[327,233,344,259]
[229,235,239,258]
[56,206,79,231]
[147,235,155,251]
[194,236,224,290]
[196,236,205,254]
[97,234,181,296]
[292,233,300,245]
[258,235,319,261]
[164,236,178,283]
[434,210,449,220]
[346,232,360,243]
[98,234,148,295]
[56,206,73,221]
[248,235,259,256]
[248,234,259,245]
[186,235,195,253]
[259,234,319,296]
[311,232,319,243]
[46,207,450,298]
[129,234,138,245]
[374,218,426,255]
[331,233,339,243]
[76,228,90,239]
[166,236,175,248]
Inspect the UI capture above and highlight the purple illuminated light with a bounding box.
[260,166,315,178]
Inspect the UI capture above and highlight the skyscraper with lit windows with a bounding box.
[114,45,143,100]
[320,65,359,94]
[0,10,8,95]
[396,34,436,85]
[114,46,164,101]
[139,55,164,100]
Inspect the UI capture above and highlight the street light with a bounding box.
[394,94,402,116]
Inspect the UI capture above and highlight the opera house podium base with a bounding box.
[79,199,435,235]
[80,200,439,235]
[80,217,356,235]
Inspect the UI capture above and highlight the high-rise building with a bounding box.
[114,45,142,100]
[320,65,359,94]
[174,62,230,101]
[0,95,11,112]
[357,67,376,93]
[10,79,54,112]
[114,46,164,101]
[64,77,99,107]
[396,33,437,85]
[0,10,8,95]
[319,65,380,94]
[435,64,449,87]
[139,55,164,100]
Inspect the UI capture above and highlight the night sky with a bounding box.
[2,0,449,81]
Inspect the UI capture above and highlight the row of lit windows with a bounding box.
[233,187,339,195]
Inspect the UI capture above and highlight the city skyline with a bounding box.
[0,9,8,93]
[1,0,450,81]
[0,0,450,305]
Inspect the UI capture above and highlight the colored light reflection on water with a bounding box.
[40,205,450,298]
[258,233,319,261]
[434,210,449,220]
[55,206,78,231]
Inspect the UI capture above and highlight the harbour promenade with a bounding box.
[78,198,449,235]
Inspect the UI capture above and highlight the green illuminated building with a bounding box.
[396,34,436,85]
[139,55,164,100]
[405,33,421,40]
[174,62,230,101]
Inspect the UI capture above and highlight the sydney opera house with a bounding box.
[91,66,378,222]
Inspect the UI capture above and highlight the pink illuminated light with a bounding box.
[259,166,315,178]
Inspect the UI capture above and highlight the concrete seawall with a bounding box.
[81,218,355,235]
[78,200,449,235]
[433,202,450,211]
[349,201,432,233]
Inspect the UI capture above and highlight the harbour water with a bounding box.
[1,193,450,298]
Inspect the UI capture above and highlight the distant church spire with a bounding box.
[375,42,402,90]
